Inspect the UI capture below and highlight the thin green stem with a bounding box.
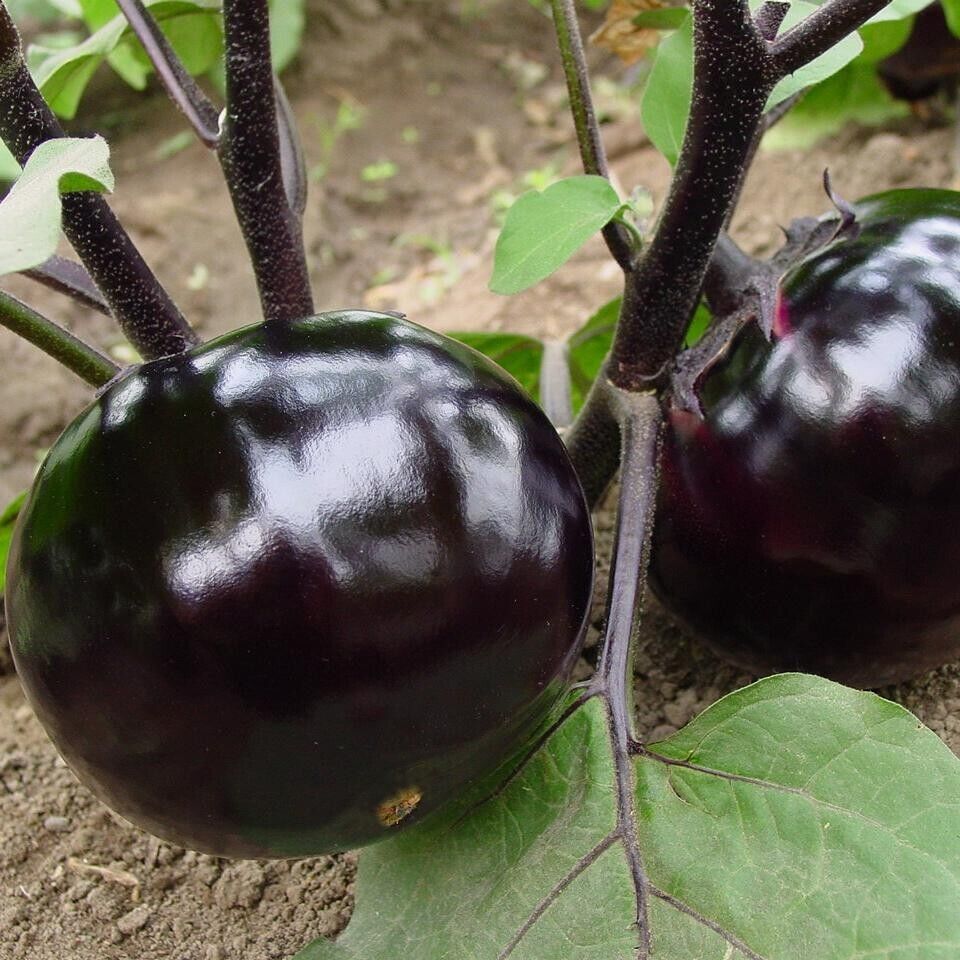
[549,0,635,272]
[0,290,119,387]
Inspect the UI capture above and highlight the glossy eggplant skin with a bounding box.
[6,310,594,857]
[651,189,960,687]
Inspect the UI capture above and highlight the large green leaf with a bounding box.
[29,0,221,118]
[296,674,960,959]
[0,136,113,277]
[490,176,623,296]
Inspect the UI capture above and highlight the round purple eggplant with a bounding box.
[651,189,960,686]
[6,309,594,857]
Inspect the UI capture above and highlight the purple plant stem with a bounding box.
[113,0,220,146]
[0,5,197,359]
[23,255,110,315]
[218,0,313,323]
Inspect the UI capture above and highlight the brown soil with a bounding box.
[2,3,960,958]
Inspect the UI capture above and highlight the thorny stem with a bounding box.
[549,0,635,272]
[0,290,119,386]
[113,0,221,146]
[218,0,314,323]
[0,4,197,359]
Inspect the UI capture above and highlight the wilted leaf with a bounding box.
[589,0,679,64]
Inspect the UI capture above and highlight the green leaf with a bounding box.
[858,16,913,63]
[269,0,304,72]
[944,0,960,36]
[639,14,693,167]
[763,62,907,151]
[767,1,864,108]
[447,332,544,403]
[0,137,113,277]
[297,674,960,959]
[0,141,21,184]
[490,176,623,296]
[567,296,619,414]
[632,7,689,30]
[0,492,26,594]
[865,0,935,24]
[29,0,221,118]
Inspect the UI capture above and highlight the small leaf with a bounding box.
[632,6,689,30]
[0,492,26,593]
[297,674,960,959]
[639,14,693,166]
[29,0,221,119]
[490,176,622,296]
[684,300,712,347]
[0,137,113,277]
[448,332,544,403]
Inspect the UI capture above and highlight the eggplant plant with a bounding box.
[1,0,960,958]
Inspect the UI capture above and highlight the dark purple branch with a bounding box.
[771,0,892,77]
[754,0,790,41]
[275,79,307,218]
[23,255,109,315]
[609,0,773,388]
[549,0,636,272]
[594,388,663,958]
[0,5,197,359]
[702,233,760,315]
[0,288,119,386]
[218,0,313,323]
[114,0,220,147]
